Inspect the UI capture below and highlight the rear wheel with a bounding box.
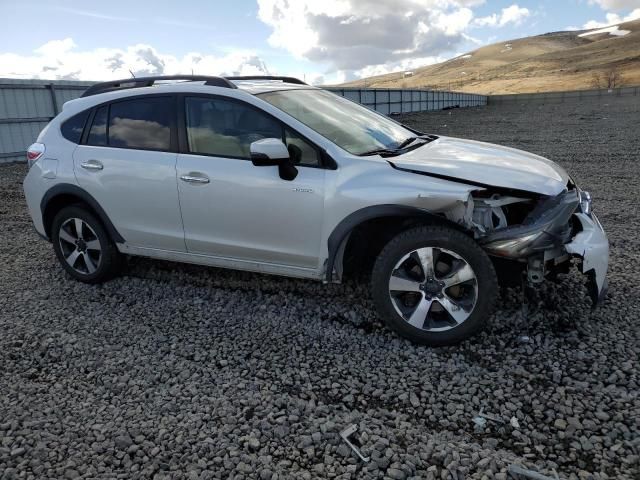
[51,206,121,283]
[371,225,498,346]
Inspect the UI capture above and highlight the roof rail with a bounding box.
[80,75,237,97]
[225,76,307,85]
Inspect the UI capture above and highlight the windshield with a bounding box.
[258,89,415,155]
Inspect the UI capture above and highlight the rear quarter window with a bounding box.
[60,110,90,143]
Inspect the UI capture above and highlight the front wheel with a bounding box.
[371,225,498,346]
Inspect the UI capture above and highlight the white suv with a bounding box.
[23,75,608,345]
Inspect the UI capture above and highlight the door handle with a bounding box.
[180,173,210,184]
[80,160,103,171]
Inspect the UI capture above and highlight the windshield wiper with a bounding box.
[395,136,419,150]
[358,148,402,157]
[359,135,436,157]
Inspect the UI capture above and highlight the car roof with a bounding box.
[231,80,315,95]
[60,78,317,116]
[79,75,315,98]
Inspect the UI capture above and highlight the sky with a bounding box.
[1,0,639,84]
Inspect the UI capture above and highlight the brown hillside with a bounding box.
[337,19,640,94]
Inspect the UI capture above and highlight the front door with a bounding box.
[176,95,326,269]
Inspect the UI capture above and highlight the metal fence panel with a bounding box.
[343,90,360,103]
[486,87,638,105]
[361,90,375,105]
[0,88,51,119]
[375,90,388,103]
[377,103,390,115]
[0,79,94,163]
[325,86,489,115]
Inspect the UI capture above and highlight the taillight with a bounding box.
[27,143,45,169]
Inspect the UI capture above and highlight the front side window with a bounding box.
[185,97,282,159]
[108,98,172,151]
[285,129,320,166]
[258,89,414,155]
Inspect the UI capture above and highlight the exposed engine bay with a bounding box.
[458,193,533,235]
[443,187,608,306]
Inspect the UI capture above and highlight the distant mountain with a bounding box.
[337,19,640,94]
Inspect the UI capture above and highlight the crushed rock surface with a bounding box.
[1,95,639,479]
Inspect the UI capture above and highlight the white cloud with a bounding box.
[582,7,640,28]
[354,55,446,79]
[589,0,640,10]
[431,8,475,35]
[0,39,272,80]
[257,0,483,75]
[474,4,530,27]
[500,4,530,24]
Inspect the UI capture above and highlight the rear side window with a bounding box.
[85,97,173,151]
[109,98,172,151]
[185,97,282,159]
[61,110,89,143]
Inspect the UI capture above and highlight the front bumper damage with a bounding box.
[480,189,609,307]
[565,213,609,306]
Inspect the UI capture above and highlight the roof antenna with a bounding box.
[129,69,136,79]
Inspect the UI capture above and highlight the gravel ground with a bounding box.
[1,96,639,480]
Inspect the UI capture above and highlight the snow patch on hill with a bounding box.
[579,25,631,37]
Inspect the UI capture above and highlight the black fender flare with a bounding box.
[325,204,452,282]
[40,183,125,243]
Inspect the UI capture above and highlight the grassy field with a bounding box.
[339,19,640,94]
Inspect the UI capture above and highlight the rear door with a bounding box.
[175,95,326,269]
[73,95,185,251]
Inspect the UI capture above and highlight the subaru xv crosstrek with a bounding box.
[23,75,609,345]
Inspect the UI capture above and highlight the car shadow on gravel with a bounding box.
[125,254,598,348]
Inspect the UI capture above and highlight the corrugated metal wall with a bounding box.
[0,79,93,163]
[325,87,487,115]
[488,86,640,104]
[0,79,487,164]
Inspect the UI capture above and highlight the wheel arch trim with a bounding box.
[40,183,125,243]
[325,204,459,282]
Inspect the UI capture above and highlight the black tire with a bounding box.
[371,225,498,346]
[51,205,121,284]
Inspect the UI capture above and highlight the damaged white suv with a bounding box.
[23,75,608,345]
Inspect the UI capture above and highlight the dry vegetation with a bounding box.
[339,19,640,94]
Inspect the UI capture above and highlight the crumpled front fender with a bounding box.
[565,212,609,306]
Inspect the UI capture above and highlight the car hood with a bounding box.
[390,136,569,196]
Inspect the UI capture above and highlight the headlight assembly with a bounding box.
[579,190,592,215]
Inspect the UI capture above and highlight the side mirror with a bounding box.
[250,138,298,181]
[250,138,288,166]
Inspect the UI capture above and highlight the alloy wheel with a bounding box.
[388,246,478,332]
[58,218,102,275]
